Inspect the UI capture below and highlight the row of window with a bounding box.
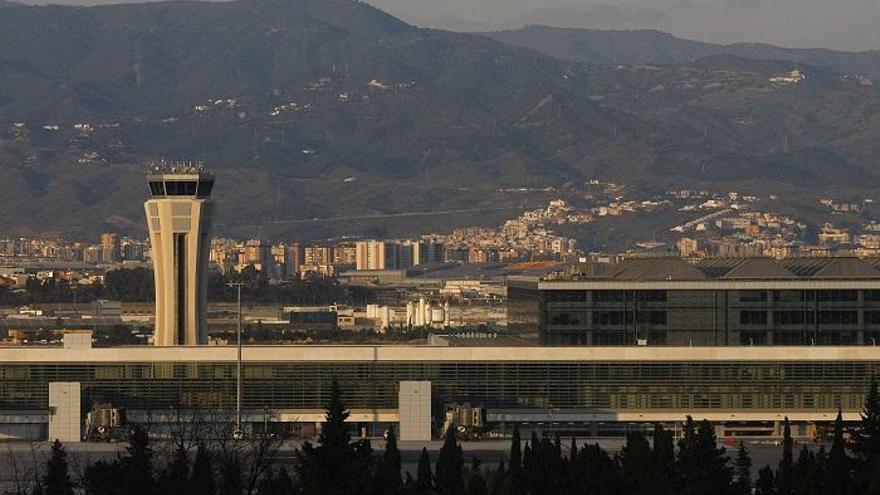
[540,289,878,304]
[5,364,880,416]
[148,180,214,197]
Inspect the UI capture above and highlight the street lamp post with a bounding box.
[227,282,244,439]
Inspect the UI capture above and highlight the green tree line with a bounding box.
[0,267,356,305]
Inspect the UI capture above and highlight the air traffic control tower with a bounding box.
[144,162,215,345]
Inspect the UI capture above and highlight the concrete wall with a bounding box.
[398,381,431,441]
[48,383,80,443]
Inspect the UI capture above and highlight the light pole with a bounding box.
[227,282,244,439]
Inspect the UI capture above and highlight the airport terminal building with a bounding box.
[2,169,877,443]
[0,341,877,442]
[509,256,880,346]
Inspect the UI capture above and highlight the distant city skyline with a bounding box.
[11,0,880,51]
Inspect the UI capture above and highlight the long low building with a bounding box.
[508,256,880,346]
[1,341,877,441]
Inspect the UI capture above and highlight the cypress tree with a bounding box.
[652,424,676,495]
[732,442,752,495]
[190,443,216,495]
[777,417,794,495]
[436,427,465,495]
[792,445,815,495]
[508,427,522,483]
[43,440,74,495]
[467,469,488,495]
[852,377,880,493]
[619,431,653,495]
[296,380,367,495]
[416,447,434,492]
[122,425,155,495]
[805,446,827,495]
[824,410,850,495]
[755,466,776,495]
[678,419,733,495]
[158,445,190,494]
[373,428,403,494]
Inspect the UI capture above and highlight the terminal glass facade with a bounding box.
[1,361,877,415]
[509,285,880,346]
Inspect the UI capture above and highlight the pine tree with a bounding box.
[792,445,815,495]
[296,380,367,495]
[732,442,752,495]
[619,431,653,495]
[467,469,488,495]
[652,424,676,495]
[805,446,827,495]
[508,426,522,491]
[777,417,794,495]
[678,419,733,495]
[824,410,850,495]
[373,428,403,494]
[190,443,216,495]
[122,425,155,495]
[416,447,434,493]
[83,459,122,495]
[755,465,776,495]
[852,377,880,493]
[435,427,465,495]
[43,440,74,495]
[158,445,190,493]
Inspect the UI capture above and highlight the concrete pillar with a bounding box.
[48,382,81,443]
[398,381,431,442]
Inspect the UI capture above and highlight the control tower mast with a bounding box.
[144,161,215,346]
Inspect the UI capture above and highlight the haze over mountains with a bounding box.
[485,26,880,78]
[1,0,879,240]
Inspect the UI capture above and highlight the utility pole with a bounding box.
[227,282,244,439]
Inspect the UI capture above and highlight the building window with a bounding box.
[740,311,768,325]
[774,311,806,325]
[545,290,586,303]
[593,311,627,326]
[739,291,767,302]
[593,291,626,303]
[740,332,767,345]
[816,290,858,302]
[548,311,584,326]
[816,311,858,325]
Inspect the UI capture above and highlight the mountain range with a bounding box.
[0,0,879,242]
[485,26,880,78]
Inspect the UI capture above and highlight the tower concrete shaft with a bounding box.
[144,169,215,345]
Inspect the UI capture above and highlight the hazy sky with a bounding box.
[18,0,880,51]
[367,0,880,51]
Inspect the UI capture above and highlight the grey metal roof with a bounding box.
[608,257,707,281]
[564,257,880,281]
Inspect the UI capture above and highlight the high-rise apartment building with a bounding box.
[304,245,334,266]
[100,233,120,262]
[333,243,358,267]
[356,240,400,270]
[144,165,215,346]
[404,240,445,266]
[285,242,304,278]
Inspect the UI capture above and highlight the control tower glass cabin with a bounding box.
[144,169,215,346]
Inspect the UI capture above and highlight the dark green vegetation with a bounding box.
[1,0,880,241]
[11,379,880,495]
[0,267,352,305]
